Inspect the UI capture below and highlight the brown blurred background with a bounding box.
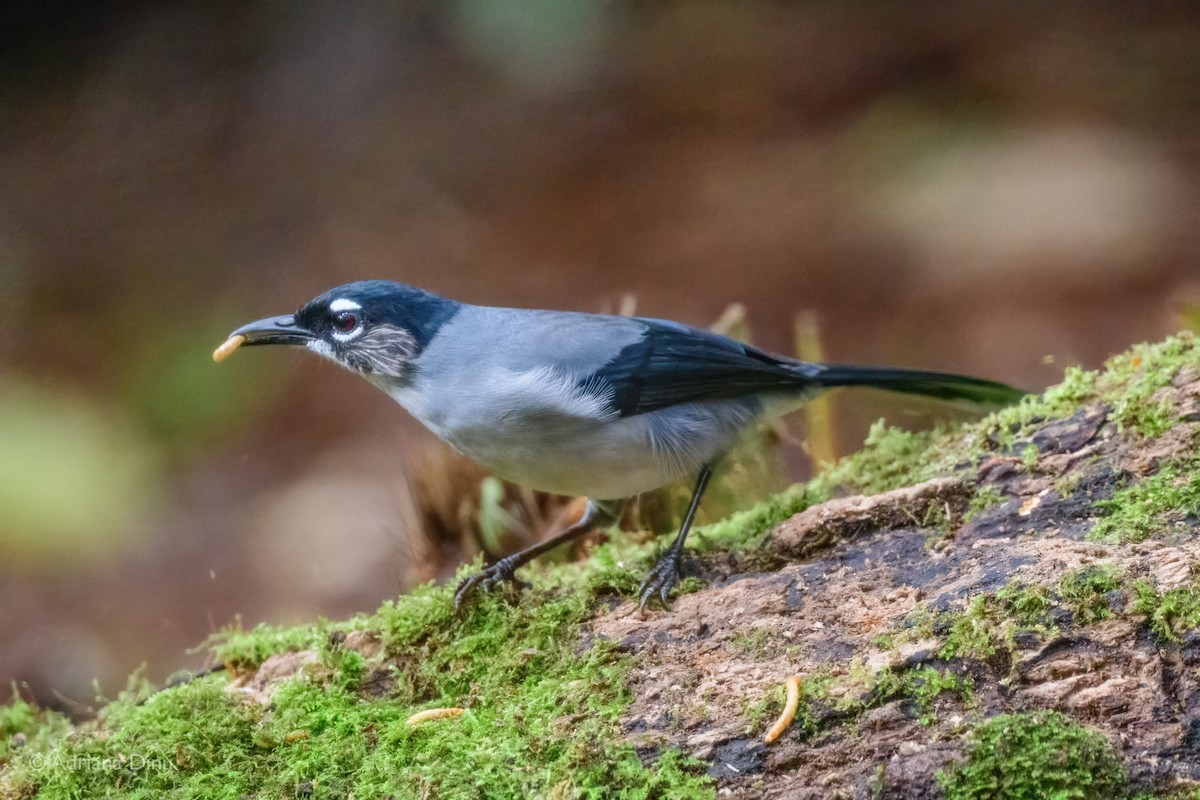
[1,1,1198,709]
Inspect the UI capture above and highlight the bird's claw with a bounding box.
[638,551,681,611]
[453,556,528,611]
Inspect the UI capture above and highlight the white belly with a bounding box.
[382,376,765,499]
[448,413,685,499]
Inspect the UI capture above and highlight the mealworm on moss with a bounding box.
[763,675,802,743]
[406,707,465,727]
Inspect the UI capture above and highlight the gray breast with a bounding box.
[375,305,783,498]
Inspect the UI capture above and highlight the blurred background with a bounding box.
[1,1,1198,710]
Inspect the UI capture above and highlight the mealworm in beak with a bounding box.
[212,335,246,363]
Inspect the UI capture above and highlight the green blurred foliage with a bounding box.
[452,0,609,90]
[115,314,285,455]
[0,380,160,563]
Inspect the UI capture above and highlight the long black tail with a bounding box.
[811,363,1028,407]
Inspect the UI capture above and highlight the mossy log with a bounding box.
[5,335,1200,799]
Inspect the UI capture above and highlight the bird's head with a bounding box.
[214,280,460,382]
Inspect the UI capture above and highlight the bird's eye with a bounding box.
[332,311,359,333]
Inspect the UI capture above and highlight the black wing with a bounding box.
[583,318,816,417]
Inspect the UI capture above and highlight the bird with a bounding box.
[214,280,1025,611]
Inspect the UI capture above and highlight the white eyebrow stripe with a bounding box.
[329,298,362,312]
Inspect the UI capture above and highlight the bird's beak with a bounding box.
[212,314,313,362]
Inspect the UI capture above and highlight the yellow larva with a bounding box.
[212,334,246,363]
[763,675,802,743]
[406,707,465,727]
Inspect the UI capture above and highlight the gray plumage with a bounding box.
[373,306,779,500]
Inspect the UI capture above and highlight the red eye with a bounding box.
[332,311,358,333]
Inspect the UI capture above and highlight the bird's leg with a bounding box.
[638,464,713,610]
[454,498,622,611]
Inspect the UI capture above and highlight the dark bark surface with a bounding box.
[592,370,1200,798]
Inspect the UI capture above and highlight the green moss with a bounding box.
[1120,397,1175,439]
[674,575,708,596]
[761,663,972,741]
[1133,791,1200,800]
[730,628,775,661]
[995,584,1052,623]
[692,483,815,554]
[1058,564,1124,625]
[208,621,328,671]
[3,563,714,799]
[982,366,1099,452]
[981,334,1196,450]
[0,695,70,766]
[742,682,787,736]
[861,666,974,725]
[1132,579,1200,642]
[744,672,839,739]
[707,334,1199,560]
[1103,335,1194,437]
[1019,444,1039,470]
[877,584,1059,674]
[921,501,955,548]
[812,421,946,496]
[936,586,1055,664]
[803,336,1196,506]
[1091,463,1200,543]
[938,597,999,661]
[939,711,1125,800]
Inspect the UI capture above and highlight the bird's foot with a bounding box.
[453,555,529,611]
[638,550,682,610]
